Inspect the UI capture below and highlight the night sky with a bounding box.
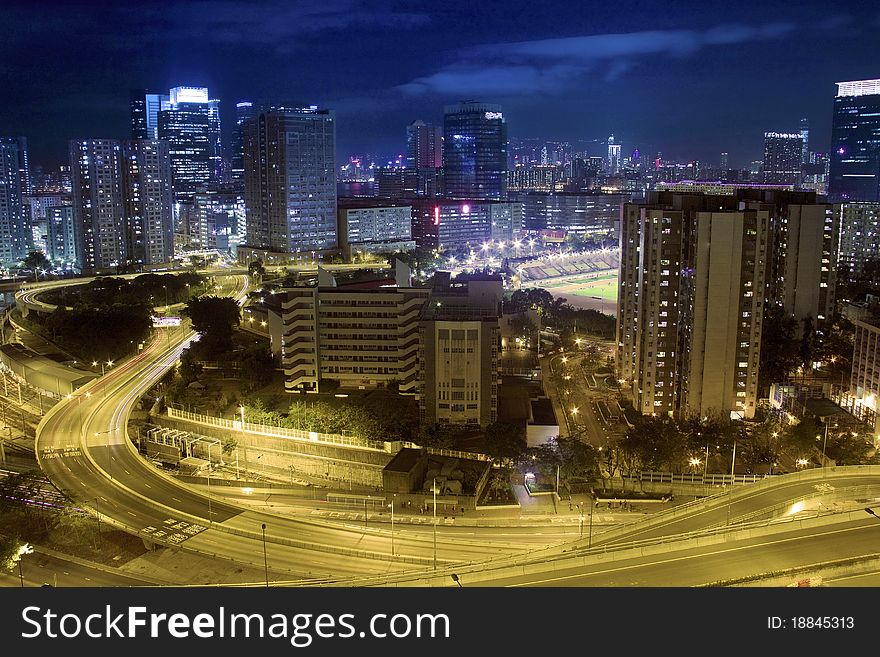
[2,0,878,169]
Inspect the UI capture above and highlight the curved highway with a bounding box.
[34,274,538,581]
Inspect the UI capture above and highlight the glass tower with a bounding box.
[830,79,880,201]
[442,102,507,200]
[158,86,211,202]
[230,101,256,182]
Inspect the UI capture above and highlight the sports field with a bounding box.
[532,270,619,314]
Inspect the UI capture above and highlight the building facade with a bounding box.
[46,205,76,266]
[406,120,442,170]
[69,139,126,272]
[242,105,337,254]
[837,202,880,281]
[337,204,414,254]
[0,137,31,268]
[762,132,803,186]
[418,277,502,428]
[122,139,173,266]
[617,192,768,419]
[442,102,507,200]
[268,284,430,394]
[230,101,255,183]
[829,79,880,202]
[157,86,212,202]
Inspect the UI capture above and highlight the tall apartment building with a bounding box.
[837,202,880,281]
[762,132,803,186]
[158,86,212,202]
[242,105,337,255]
[844,302,880,433]
[607,135,621,175]
[69,139,126,272]
[443,102,507,200]
[46,205,76,266]
[738,189,837,329]
[418,275,502,428]
[337,202,415,256]
[122,139,174,267]
[617,192,768,419]
[830,79,880,201]
[0,137,32,267]
[267,276,430,394]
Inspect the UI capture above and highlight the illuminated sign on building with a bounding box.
[484,112,503,120]
[152,316,182,327]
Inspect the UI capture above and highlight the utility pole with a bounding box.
[433,477,437,571]
[726,440,737,526]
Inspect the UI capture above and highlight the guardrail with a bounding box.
[167,406,390,452]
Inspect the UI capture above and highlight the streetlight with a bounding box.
[94,428,116,481]
[432,477,438,571]
[388,496,395,557]
[261,523,269,587]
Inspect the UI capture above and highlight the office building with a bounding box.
[830,79,880,201]
[442,102,507,200]
[208,98,222,183]
[408,199,522,251]
[617,192,768,420]
[800,118,810,165]
[762,132,803,186]
[337,202,415,256]
[267,275,430,394]
[418,275,502,428]
[230,101,255,182]
[242,105,337,255]
[0,137,31,268]
[46,205,76,266]
[69,139,126,272]
[406,120,442,170]
[122,139,174,267]
[130,90,165,140]
[158,86,211,201]
[837,202,880,281]
[607,135,621,175]
[720,152,729,171]
[511,191,625,240]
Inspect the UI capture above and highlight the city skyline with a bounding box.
[1,0,878,168]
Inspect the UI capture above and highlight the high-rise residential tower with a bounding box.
[158,86,211,201]
[122,140,174,267]
[762,132,803,186]
[830,79,880,201]
[242,105,337,255]
[837,202,880,282]
[69,139,126,272]
[0,137,31,268]
[442,102,507,200]
[617,192,768,420]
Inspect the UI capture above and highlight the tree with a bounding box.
[238,345,276,393]
[0,535,27,572]
[182,296,240,354]
[22,250,50,281]
[484,422,527,466]
[247,259,266,284]
[758,306,800,395]
[799,315,815,371]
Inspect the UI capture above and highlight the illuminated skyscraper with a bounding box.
[0,137,31,267]
[762,132,803,186]
[799,118,810,165]
[442,102,507,200]
[230,101,255,182]
[607,135,621,175]
[208,98,222,183]
[158,86,211,201]
[242,105,337,254]
[130,90,166,140]
[829,79,880,201]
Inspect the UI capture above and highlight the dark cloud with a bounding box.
[400,23,797,96]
